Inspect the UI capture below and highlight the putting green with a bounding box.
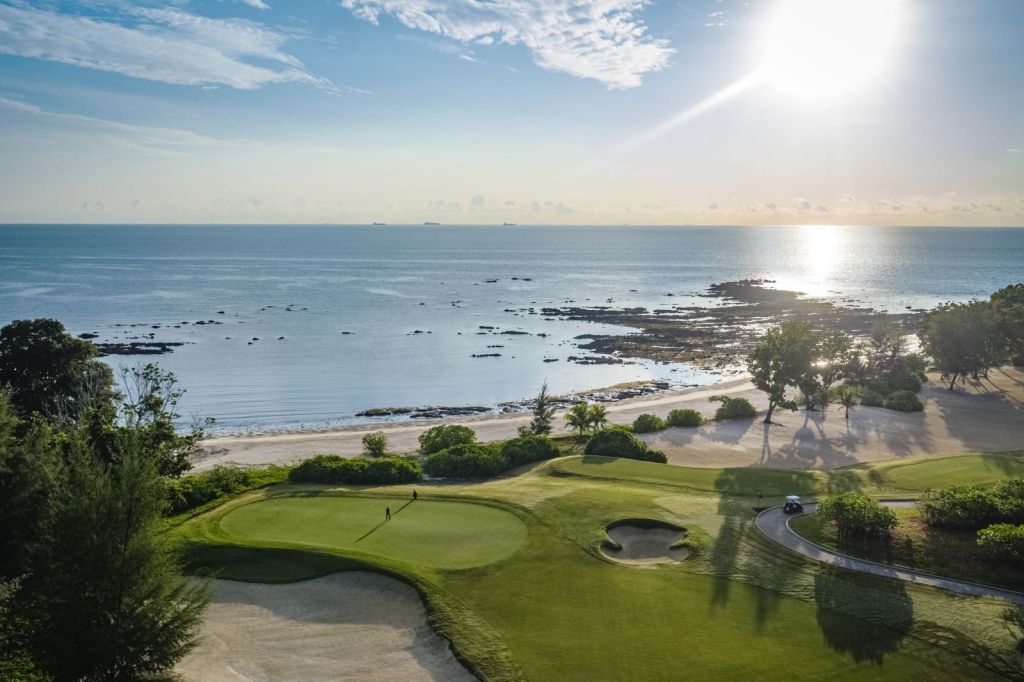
[216,495,528,570]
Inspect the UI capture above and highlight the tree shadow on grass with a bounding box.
[814,563,912,665]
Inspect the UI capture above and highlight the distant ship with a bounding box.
[423,221,440,226]
[372,222,386,226]
[503,222,516,226]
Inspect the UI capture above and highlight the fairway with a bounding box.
[218,495,528,570]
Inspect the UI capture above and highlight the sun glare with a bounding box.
[761,0,901,98]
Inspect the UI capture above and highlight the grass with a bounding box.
[179,452,1024,681]
[791,508,1024,592]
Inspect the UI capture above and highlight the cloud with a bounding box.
[0,4,343,92]
[470,194,486,208]
[340,0,674,88]
[241,0,271,9]
[0,95,225,155]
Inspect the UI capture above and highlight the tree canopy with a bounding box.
[747,321,819,423]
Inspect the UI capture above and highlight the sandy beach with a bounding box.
[196,367,1024,471]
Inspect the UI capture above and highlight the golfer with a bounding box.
[385,506,391,520]
[412,489,418,501]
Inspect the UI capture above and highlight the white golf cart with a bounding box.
[782,495,804,515]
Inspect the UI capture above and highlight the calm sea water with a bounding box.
[1,225,1021,432]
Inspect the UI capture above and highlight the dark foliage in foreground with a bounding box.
[918,479,1024,530]
[500,434,559,468]
[818,492,897,544]
[424,443,509,479]
[289,454,422,485]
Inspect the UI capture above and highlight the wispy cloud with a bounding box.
[0,95,225,156]
[0,4,345,92]
[341,0,674,89]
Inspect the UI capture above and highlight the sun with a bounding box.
[761,0,902,98]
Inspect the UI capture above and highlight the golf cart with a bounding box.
[782,495,804,515]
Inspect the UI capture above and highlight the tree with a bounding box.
[810,330,856,410]
[920,301,1002,389]
[747,321,819,424]
[829,385,863,420]
[587,403,608,432]
[0,318,114,419]
[28,435,208,680]
[991,283,1024,366]
[361,431,388,457]
[528,382,557,435]
[818,492,897,544]
[418,424,476,455]
[564,402,590,439]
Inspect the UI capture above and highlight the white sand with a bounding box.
[601,524,690,565]
[176,573,476,682]
[196,367,1024,471]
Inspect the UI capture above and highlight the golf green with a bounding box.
[217,495,528,569]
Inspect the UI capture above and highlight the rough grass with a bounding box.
[791,509,1024,592]
[178,452,1024,681]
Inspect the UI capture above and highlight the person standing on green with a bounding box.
[385,506,391,520]
[412,489,418,501]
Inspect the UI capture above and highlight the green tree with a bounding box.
[418,424,476,455]
[587,403,608,432]
[528,382,558,435]
[564,402,591,439]
[991,283,1024,365]
[747,321,820,424]
[920,301,1003,389]
[829,385,863,420]
[818,492,897,544]
[28,435,208,681]
[804,329,856,411]
[0,318,114,420]
[361,431,388,457]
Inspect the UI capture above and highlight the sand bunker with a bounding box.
[600,520,691,565]
[176,572,475,682]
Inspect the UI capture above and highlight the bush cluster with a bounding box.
[818,492,897,543]
[424,443,508,479]
[418,424,476,455]
[500,434,559,468]
[166,466,252,515]
[859,389,885,407]
[883,389,924,412]
[289,455,422,485]
[709,395,757,420]
[631,413,665,433]
[584,427,667,463]
[918,479,1024,529]
[977,523,1024,564]
[666,408,704,427]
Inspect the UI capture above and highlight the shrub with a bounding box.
[859,388,885,407]
[632,413,666,433]
[289,455,421,485]
[500,434,559,468]
[666,408,703,427]
[584,427,667,463]
[978,523,1024,564]
[362,431,388,457]
[883,389,923,412]
[418,424,476,455]
[424,443,509,479]
[709,395,757,420]
[918,485,1001,529]
[818,492,897,543]
[166,466,252,515]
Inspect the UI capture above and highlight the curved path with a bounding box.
[756,500,1024,605]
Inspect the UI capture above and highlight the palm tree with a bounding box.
[830,385,863,420]
[564,402,591,440]
[587,403,608,432]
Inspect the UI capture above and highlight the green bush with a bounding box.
[289,455,421,485]
[424,443,509,479]
[500,435,559,468]
[631,413,666,433]
[418,424,476,455]
[666,408,703,427]
[919,479,1024,529]
[859,388,885,407]
[818,492,897,543]
[361,431,388,457]
[883,389,923,412]
[584,427,667,463]
[166,466,252,515]
[709,395,757,420]
[977,523,1024,564]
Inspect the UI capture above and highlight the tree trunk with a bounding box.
[947,372,959,390]
[764,401,776,424]
[844,405,850,420]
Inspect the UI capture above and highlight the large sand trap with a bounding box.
[600,520,691,565]
[176,572,475,682]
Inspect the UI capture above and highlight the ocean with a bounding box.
[1,224,1021,432]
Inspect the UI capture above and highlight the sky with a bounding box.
[0,0,1021,226]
